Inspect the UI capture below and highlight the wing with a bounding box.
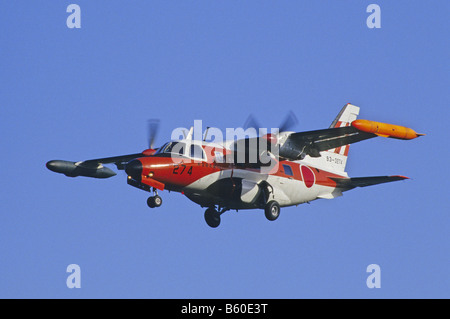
[279,126,377,159]
[46,152,146,178]
[81,153,145,170]
[225,125,376,164]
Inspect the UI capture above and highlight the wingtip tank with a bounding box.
[351,119,424,140]
[46,160,116,178]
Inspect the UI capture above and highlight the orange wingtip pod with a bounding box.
[351,119,424,140]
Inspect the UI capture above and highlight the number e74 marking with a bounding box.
[173,164,192,175]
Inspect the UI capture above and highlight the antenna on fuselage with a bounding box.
[185,127,194,140]
[203,127,210,141]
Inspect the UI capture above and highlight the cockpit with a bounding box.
[154,141,206,160]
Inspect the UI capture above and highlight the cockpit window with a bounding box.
[154,142,205,160]
[189,144,205,159]
[166,142,185,155]
[154,143,167,154]
[155,142,185,155]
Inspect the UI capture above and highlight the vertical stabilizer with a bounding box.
[303,103,359,173]
[324,103,359,171]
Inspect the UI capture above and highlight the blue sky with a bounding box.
[0,1,448,298]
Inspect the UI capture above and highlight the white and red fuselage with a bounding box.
[125,139,348,211]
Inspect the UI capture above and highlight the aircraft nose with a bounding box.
[125,159,143,180]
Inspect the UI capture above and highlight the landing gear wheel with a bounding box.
[147,197,155,208]
[265,200,280,221]
[204,208,221,228]
[147,195,162,208]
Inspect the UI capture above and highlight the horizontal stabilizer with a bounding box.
[331,175,409,189]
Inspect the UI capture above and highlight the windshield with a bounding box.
[154,141,206,160]
[155,142,185,155]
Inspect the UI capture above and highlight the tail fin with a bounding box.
[320,103,360,172]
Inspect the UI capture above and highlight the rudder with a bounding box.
[324,103,359,171]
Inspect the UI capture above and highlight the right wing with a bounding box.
[279,126,377,159]
[279,103,423,161]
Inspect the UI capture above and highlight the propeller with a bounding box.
[237,112,296,167]
[244,111,298,135]
[113,119,161,175]
[278,110,298,133]
[147,119,160,149]
[243,114,262,134]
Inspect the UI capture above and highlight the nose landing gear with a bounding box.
[147,195,162,208]
[147,188,162,208]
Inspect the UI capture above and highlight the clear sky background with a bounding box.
[0,1,448,298]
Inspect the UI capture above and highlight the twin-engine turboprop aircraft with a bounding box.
[47,104,423,227]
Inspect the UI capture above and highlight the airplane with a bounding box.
[46,103,424,228]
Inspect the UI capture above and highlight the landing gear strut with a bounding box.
[204,206,229,228]
[147,188,162,208]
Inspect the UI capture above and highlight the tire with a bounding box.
[147,195,162,208]
[147,197,155,208]
[265,200,280,221]
[204,208,221,228]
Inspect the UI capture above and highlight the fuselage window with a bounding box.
[282,164,293,176]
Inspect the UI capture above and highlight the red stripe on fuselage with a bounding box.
[137,155,346,192]
[139,155,230,191]
[269,160,346,188]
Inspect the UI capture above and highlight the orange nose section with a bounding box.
[352,119,424,140]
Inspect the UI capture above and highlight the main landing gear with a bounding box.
[204,201,281,228]
[147,189,162,208]
[264,200,280,221]
[204,207,229,228]
[261,181,280,222]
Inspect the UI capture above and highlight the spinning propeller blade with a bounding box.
[147,119,160,149]
[278,110,298,133]
[244,114,261,132]
[244,111,298,135]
